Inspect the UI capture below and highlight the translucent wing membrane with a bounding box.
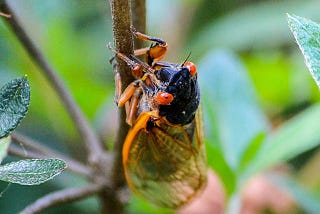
[124,112,207,208]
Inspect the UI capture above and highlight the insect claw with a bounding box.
[130,26,137,35]
[106,42,115,52]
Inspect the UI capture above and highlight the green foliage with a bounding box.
[0,77,30,138]
[200,50,268,169]
[0,159,67,185]
[238,133,265,173]
[199,50,268,195]
[288,14,320,88]
[0,135,10,164]
[244,104,320,179]
[189,0,320,58]
[0,77,66,188]
[2,1,320,213]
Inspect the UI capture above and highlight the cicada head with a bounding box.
[154,62,200,125]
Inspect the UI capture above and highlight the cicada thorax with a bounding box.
[155,64,200,125]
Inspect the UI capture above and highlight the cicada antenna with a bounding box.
[181,52,192,66]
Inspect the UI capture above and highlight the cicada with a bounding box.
[109,28,207,208]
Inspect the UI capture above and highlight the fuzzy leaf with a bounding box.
[0,135,10,164]
[287,14,320,88]
[0,159,67,185]
[0,77,30,138]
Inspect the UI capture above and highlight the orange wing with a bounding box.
[123,111,207,208]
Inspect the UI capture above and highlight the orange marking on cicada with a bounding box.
[156,92,174,105]
[149,45,168,62]
[122,111,159,164]
[184,61,197,76]
[122,111,160,194]
[131,27,168,63]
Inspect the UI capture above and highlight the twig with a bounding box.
[101,0,142,213]
[0,0,104,165]
[108,0,134,190]
[131,0,146,49]
[19,184,104,214]
[8,145,43,160]
[10,133,92,178]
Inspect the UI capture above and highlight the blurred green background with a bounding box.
[1,0,320,213]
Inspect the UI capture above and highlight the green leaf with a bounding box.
[0,77,30,138]
[287,14,320,88]
[189,0,320,58]
[238,132,265,173]
[206,142,235,196]
[0,135,10,164]
[199,50,269,170]
[244,104,320,179]
[0,159,67,185]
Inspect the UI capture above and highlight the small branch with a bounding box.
[131,0,146,49]
[0,1,104,165]
[108,0,134,190]
[19,184,104,214]
[8,145,43,159]
[10,133,92,178]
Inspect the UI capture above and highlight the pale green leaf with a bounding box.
[244,104,320,179]
[238,133,265,173]
[199,50,268,170]
[0,135,10,164]
[0,77,30,138]
[287,14,320,88]
[0,159,67,185]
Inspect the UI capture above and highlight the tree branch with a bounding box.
[108,0,134,190]
[19,184,104,214]
[10,133,92,178]
[131,0,146,49]
[8,145,43,159]
[0,0,104,165]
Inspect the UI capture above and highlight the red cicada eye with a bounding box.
[184,61,197,76]
[156,92,174,105]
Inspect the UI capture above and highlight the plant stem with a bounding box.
[19,184,104,214]
[103,0,147,213]
[0,0,104,166]
[10,133,92,178]
[108,0,134,190]
[132,0,146,49]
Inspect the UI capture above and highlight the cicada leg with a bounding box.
[126,88,142,126]
[131,27,168,65]
[117,80,140,107]
[115,78,144,126]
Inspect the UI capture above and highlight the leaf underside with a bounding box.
[287,14,320,88]
[0,159,67,185]
[0,77,30,138]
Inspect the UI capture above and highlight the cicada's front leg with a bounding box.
[131,27,168,65]
[114,79,142,126]
[108,43,145,125]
